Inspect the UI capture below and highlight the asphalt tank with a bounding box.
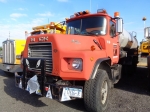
[119,29,138,49]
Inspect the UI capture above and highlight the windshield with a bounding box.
[66,16,107,36]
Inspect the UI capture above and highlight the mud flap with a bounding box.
[46,86,53,99]
[61,87,71,101]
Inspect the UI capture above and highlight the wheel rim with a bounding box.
[101,80,108,104]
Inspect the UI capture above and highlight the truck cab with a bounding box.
[15,9,138,112]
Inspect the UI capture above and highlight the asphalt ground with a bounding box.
[0,66,150,112]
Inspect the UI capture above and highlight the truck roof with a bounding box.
[66,9,110,22]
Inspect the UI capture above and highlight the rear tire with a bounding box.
[84,69,110,112]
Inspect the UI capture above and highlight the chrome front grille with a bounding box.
[28,43,53,73]
[2,40,15,64]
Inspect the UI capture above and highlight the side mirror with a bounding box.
[116,18,123,33]
[144,27,150,39]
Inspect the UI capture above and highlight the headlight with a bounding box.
[71,58,83,71]
[16,55,21,59]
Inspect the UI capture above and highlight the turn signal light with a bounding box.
[45,87,49,91]
[97,9,107,14]
[74,10,90,17]
[91,45,96,51]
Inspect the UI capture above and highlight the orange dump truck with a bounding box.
[15,10,138,112]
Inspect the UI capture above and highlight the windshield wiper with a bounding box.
[81,31,98,36]
[93,39,102,50]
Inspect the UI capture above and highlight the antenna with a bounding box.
[142,17,146,29]
[90,0,91,12]
[9,31,10,40]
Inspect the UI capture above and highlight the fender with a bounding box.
[90,58,110,79]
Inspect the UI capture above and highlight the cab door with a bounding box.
[106,20,119,64]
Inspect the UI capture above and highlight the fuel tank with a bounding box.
[119,29,138,49]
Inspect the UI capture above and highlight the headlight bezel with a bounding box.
[66,58,83,71]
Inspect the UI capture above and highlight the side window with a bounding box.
[110,21,116,37]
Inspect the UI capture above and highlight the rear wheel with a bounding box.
[84,69,110,112]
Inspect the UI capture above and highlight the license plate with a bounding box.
[63,87,82,98]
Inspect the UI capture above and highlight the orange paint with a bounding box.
[22,10,120,80]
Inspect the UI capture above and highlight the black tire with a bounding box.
[84,69,110,112]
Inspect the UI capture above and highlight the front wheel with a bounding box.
[84,69,110,112]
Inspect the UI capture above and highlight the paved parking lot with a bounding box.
[0,66,150,112]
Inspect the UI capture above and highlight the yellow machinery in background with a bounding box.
[139,40,149,57]
[0,39,26,73]
[137,39,149,66]
[26,21,66,37]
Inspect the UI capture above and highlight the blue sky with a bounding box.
[0,0,149,46]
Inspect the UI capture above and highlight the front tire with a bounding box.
[84,69,110,112]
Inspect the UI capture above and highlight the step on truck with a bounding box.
[15,9,138,112]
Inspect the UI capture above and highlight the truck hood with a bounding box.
[26,34,102,52]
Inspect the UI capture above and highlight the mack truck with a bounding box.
[15,9,138,112]
[0,39,26,74]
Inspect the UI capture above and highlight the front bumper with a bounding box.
[0,63,22,73]
[15,58,83,102]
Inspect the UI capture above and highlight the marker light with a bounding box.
[114,12,119,18]
[97,9,107,14]
[79,11,83,15]
[50,22,55,26]
[70,15,75,18]
[66,18,69,20]
[83,10,90,14]
[74,13,79,16]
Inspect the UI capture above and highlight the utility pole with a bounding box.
[90,0,91,12]
[8,31,10,40]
